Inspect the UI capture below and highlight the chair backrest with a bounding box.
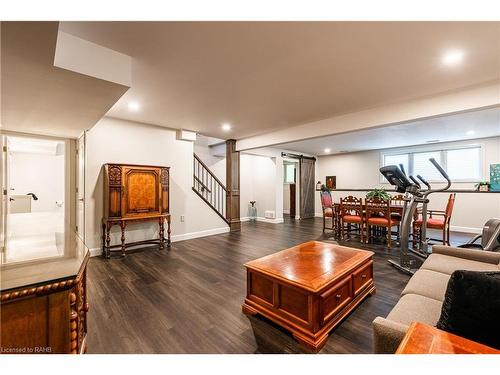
[445,193,456,220]
[320,191,333,209]
[340,196,363,217]
[390,194,405,207]
[365,196,390,220]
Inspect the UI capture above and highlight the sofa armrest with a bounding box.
[372,317,409,354]
[432,245,500,265]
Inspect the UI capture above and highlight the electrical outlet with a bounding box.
[180,215,185,222]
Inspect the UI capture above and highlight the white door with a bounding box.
[1,136,10,252]
[76,133,85,241]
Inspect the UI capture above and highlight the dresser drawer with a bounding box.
[352,261,373,295]
[320,276,353,325]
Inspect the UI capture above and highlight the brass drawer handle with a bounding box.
[361,274,367,279]
[336,294,342,299]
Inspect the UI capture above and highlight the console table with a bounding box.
[396,322,499,354]
[102,163,171,258]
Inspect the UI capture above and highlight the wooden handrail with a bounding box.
[193,153,226,190]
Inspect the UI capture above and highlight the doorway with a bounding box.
[2,135,66,262]
[283,160,299,219]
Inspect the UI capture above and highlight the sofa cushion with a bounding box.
[401,269,450,301]
[421,253,499,275]
[437,270,500,349]
[387,293,443,327]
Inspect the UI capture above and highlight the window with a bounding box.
[381,146,481,183]
[283,163,296,183]
[413,151,443,181]
[383,153,409,176]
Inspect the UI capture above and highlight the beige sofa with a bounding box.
[373,245,500,353]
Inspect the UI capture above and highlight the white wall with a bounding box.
[193,136,226,185]
[10,152,65,212]
[240,153,282,222]
[315,137,500,232]
[84,117,228,252]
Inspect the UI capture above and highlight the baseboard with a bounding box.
[450,225,481,234]
[87,226,230,257]
[283,209,290,214]
[240,216,284,224]
[314,213,323,218]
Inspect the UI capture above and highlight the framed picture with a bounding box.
[325,176,336,190]
[490,164,500,192]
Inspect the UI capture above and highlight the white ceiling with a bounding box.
[59,21,500,140]
[277,106,500,156]
[1,22,129,138]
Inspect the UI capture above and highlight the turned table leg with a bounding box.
[105,223,111,259]
[120,221,126,257]
[101,222,106,258]
[159,218,165,250]
[166,216,171,247]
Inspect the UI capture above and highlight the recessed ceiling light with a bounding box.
[442,50,464,66]
[127,101,141,112]
[221,123,232,131]
[466,130,475,136]
[324,148,331,153]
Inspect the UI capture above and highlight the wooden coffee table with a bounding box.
[396,322,500,354]
[242,241,375,352]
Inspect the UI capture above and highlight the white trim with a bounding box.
[450,225,482,234]
[171,226,230,242]
[283,209,290,214]
[315,212,323,218]
[240,216,284,224]
[87,226,231,257]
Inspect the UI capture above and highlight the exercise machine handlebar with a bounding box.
[417,175,430,190]
[409,175,421,188]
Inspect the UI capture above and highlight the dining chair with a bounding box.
[365,196,397,248]
[320,190,335,232]
[413,193,456,246]
[339,196,364,242]
[390,194,406,239]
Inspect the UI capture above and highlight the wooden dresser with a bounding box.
[102,163,171,258]
[1,227,90,354]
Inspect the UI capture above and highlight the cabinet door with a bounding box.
[122,167,161,217]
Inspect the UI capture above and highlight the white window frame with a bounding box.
[380,143,484,184]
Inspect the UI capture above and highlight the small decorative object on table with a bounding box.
[475,181,490,192]
[316,181,322,191]
[249,201,257,221]
[490,164,500,192]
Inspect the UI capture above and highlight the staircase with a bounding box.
[192,153,228,224]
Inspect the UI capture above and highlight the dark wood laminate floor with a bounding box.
[87,217,473,354]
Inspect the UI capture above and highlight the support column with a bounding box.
[226,139,241,232]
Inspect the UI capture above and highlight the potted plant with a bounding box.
[475,181,490,192]
[366,188,391,201]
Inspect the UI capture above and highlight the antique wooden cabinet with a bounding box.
[1,230,89,354]
[102,163,171,258]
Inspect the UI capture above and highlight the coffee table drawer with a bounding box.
[320,276,353,324]
[353,261,373,295]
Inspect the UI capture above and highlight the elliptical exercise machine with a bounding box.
[379,158,451,275]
